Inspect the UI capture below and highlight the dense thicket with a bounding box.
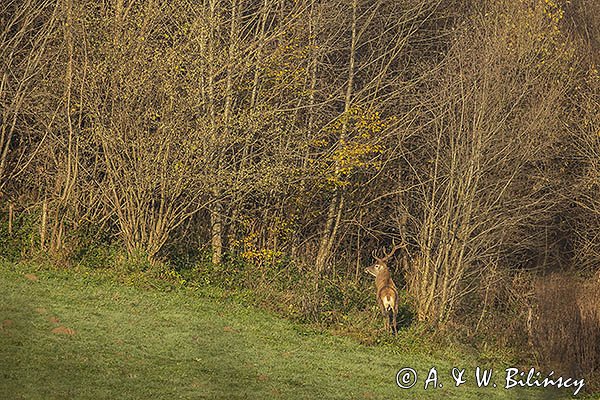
[2,0,599,387]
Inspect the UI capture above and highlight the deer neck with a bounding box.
[376,266,392,287]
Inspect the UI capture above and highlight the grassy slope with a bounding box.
[0,265,571,399]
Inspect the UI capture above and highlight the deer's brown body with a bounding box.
[365,243,403,335]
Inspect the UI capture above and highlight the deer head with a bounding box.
[365,240,405,276]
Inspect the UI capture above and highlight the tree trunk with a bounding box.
[40,198,48,251]
[211,203,223,265]
[8,201,13,235]
[315,0,357,274]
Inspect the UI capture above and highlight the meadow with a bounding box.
[0,263,574,399]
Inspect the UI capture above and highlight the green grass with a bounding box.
[0,264,579,399]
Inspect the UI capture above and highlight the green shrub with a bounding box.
[0,210,39,261]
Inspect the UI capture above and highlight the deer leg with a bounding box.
[392,303,398,335]
[380,305,389,332]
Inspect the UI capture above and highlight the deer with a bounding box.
[365,241,405,335]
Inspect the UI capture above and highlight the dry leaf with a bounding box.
[190,379,205,389]
[51,326,76,335]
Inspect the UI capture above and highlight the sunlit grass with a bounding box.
[0,263,574,399]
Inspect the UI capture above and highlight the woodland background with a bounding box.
[1,0,599,389]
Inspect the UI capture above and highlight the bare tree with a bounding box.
[0,0,59,197]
